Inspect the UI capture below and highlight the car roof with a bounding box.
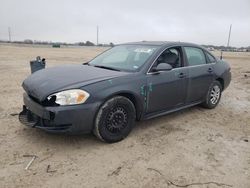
[120,41,203,48]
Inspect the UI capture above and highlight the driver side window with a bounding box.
[153,47,182,70]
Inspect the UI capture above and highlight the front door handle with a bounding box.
[207,67,213,73]
[178,72,185,78]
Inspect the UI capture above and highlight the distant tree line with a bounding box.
[0,40,249,51]
[0,39,115,47]
[202,44,250,52]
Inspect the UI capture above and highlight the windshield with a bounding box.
[89,45,159,72]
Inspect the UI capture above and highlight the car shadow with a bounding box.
[20,105,205,147]
[135,105,205,131]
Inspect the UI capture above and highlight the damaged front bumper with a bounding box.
[19,93,99,134]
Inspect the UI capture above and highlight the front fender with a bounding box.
[82,75,147,120]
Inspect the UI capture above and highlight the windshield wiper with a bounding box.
[93,65,121,71]
[82,61,89,65]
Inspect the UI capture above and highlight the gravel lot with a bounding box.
[0,44,249,188]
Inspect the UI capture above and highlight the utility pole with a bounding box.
[96,26,99,46]
[8,27,11,42]
[227,24,232,47]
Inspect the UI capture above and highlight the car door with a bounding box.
[183,46,214,103]
[146,47,188,114]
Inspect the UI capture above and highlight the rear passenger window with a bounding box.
[184,47,206,66]
[206,52,216,63]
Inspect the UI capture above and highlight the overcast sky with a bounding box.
[0,0,249,47]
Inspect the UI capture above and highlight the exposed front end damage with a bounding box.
[19,93,100,134]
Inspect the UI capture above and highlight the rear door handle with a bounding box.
[178,72,185,78]
[207,67,213,73]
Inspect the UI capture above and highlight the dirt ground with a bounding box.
[0,43,249,188]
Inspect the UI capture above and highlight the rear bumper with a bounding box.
[223,71,231,90]
[19,93,100,134]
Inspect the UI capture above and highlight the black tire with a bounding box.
[94,96,136,143]
[202,81,222,109]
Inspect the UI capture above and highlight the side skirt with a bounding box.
[142,101,202,120]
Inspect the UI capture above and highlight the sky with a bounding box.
[0,0,250,47]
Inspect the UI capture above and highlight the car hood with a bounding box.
[22,64,129,101]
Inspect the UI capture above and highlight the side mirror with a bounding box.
[154,63,173,72]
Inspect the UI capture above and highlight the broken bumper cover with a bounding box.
[19,93,99,134]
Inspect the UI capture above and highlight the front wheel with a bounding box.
[202,81,222,109]
[93,96,136,143]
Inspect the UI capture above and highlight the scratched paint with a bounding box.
[149,83,153,92]
[140,85,145,96]
[108,79,113,84]
[146,83,152,110]
[140,85,148,110]
[140,84,153,111]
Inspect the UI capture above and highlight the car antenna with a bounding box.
[220,51,223,60]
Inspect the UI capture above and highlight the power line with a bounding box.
[96,26,99,45]
[8,27,11,42]
[227,24,232,47]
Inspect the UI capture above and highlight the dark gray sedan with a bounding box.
[19,41,231,142]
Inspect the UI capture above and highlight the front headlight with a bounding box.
[47,89,90,105]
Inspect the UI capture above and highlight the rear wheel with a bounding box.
[202,81,222,109]
[94,96,136,143]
